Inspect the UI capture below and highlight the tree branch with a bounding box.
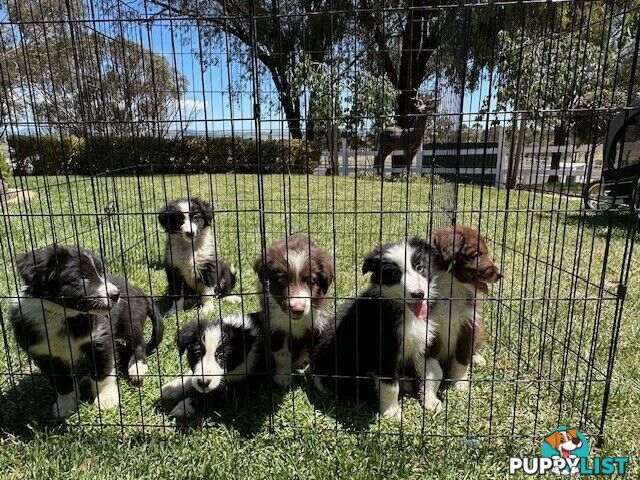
[358,0,398,87]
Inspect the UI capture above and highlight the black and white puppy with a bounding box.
[10,245,164,418]
[253,235,334,388]
[158,197,239,315]
[312,237,440,420]
[160,314,264,418]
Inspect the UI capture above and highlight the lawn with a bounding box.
[0,173,638,479]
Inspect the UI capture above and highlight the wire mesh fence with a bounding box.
[0,0,638,453]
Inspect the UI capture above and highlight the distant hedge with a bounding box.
[8,135,321,175]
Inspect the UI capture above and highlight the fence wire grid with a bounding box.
[0,0,639,452]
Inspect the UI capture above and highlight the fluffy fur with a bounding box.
[160,314,264,418]
[253,235,334,389]
[10,245,164,418]
[158,197,238,314]
[427,225,502,400]
[312,237,440,420]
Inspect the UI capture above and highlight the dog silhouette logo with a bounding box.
[509,426,628,475]
[541,427,590,476]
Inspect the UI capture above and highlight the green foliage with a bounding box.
[7,136,322,175]
[0,151,10,181]
[1,0,187,137]
[490,2,640,142]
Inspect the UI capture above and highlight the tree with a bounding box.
[0,0,187,138]
[145,0,352,141]
[493,1,640,187]
[355,1,507,172]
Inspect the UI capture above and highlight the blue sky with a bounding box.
[102,3,493,137]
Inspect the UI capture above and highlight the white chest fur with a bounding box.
[10,295,105,364]
[397,306,435,367]
[165,228,216,291]
[429,273,481,362]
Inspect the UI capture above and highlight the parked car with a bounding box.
[584,107,640,217]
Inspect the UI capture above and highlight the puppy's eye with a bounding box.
[306,277,316,286]
[192,214,201,220]
[276,276,288,285]
[415,264,424,273]
[474,252,482,258]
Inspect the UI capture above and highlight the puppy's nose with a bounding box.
[109,292,120,302]
[496,272,503,280]
[410,290,424,299]
[185,231,195,238]
[289,303,306,316]
[571,438,581,445]
[196,378,210,389]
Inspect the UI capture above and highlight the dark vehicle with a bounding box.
[584,107,640,217]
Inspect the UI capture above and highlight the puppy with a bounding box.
[10,245,164,418]
[253,235,334,388]
[312,237,439,419]
[160,314,264,418]
[158,197,238,314]
[426,225,502,402]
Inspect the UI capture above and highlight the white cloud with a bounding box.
[179,99,206,120]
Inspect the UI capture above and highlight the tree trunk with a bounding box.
[280,97,303,140]
[548,123,566,183]
[507,112,527,189]
[0,177,6,203]
[305,118,315,142]
[327,124,339,175]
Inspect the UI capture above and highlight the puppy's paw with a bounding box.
[128,360,149,386]
[169,397,197,419]
[274,373,292,389]
[165,303,181,317]
[421,394,443,411]
[472,353,487,367]
[161,376,193,404]
[200,302,218,315]
[381,403,403,422]
[452,380,469,391]
[222,295,242,304]
[51,394,78,418]
[94,380,119,410]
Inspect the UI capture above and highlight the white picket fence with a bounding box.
[317,135,604,188]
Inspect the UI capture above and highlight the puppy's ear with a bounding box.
[16,245,70,290]
[158,208,170,231]
[177,323,198,357]
[433,227,466,264]
[197,199,213,225]
[316,252,334,294]
[253,254,267,283]
[409,236,432,255]
[49,245,72,268]
[362,245,383,275]
[16,250,44,289]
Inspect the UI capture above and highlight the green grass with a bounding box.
[0,173,638,479]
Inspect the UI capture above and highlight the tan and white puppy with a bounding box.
[425,225,502,408]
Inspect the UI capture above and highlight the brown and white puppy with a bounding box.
[253,235,334,388]
[424,225,502,408]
